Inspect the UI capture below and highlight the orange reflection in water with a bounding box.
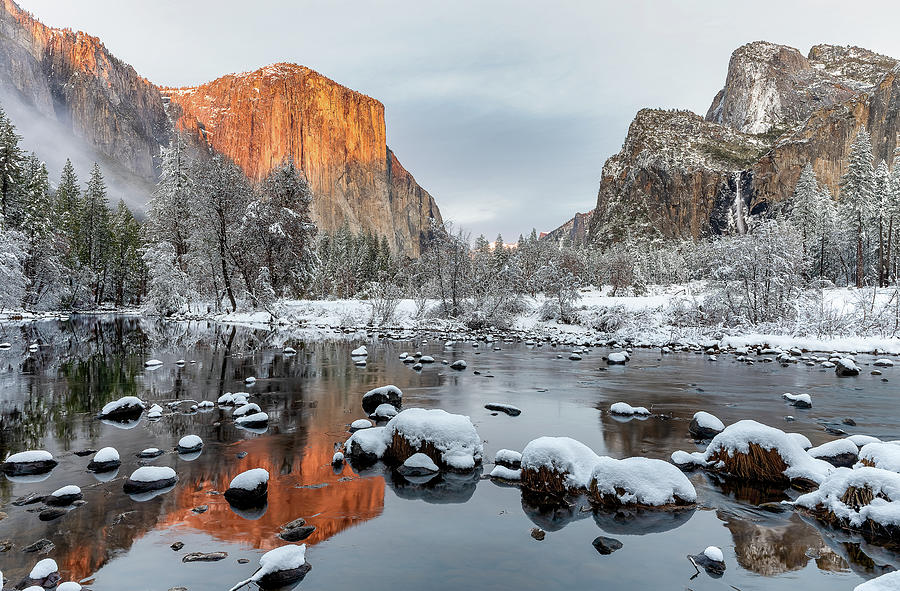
[160,436,385,550]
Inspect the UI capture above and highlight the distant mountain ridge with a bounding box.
[0,0,441,255]
[587,42,900,244]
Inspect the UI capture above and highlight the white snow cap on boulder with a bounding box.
[5,450,53,463]
[521,436,601,490]
[854,570,900,590]
[609,402,650,416]
[229,468,269,491]
[29,557,59,578]
[129,466,176,482]
[372,403,398,419]
[857,442,900,472]
[99,396,144,417]
[588,456,697,506]
[387,408,483,470]
[703,546,724,563]
[351,345,368,357]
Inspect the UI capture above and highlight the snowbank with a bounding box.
[385,408,483,470]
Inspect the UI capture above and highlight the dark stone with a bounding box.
[171,542,184,551]
[818,452,858,468]
[87,459,121,472]
[842,418,857,426]
[237,558,250,564]
[12,492,45,506]
[74,449,97,457]
[176,443,203,454]
[278,524,316,542]
[592,536,623,555]
[45,491,83,506]
[236,451,248,459]
[690,553,726,575]
[484,404,521,417]
[688,417,722,440]
[97,401,144,421]
[2,459,58,476]
[22,538,54,553]
[18,571,62,589]
[123,476,178,494]
[183,551,227,562]
[136,449,164,459]
[530,527,546,541]
[192,505,209,514]
[224,481,268,509]
[835,363,860,377]
[38,507,67,521]
[825,426,848,436]
[256,563,311,589]
[361,387,402,415]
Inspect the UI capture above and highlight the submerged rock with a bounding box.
[592,536,623,555]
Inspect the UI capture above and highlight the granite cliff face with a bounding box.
[589,42,900,243]
[541,209,594,245]
[0,0,169,181]
[0,0,441,256]
[164,63,441,255]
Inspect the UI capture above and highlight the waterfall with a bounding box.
[732,171,747,235]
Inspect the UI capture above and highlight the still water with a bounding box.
[0,316,898,590]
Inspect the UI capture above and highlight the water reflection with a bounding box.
[0,317,898,590]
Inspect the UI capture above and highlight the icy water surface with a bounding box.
[0,317,898,590]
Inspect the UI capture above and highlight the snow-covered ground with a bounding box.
[5,284,900,354]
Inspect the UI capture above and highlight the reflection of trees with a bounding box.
[721,511,847,575]
[0,316,393,584]
[597,408,681,460]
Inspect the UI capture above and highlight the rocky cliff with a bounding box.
[541,209,594,245]
[0,0,169,181]
[0,0,441,256]
[163,63,441,255]
[589,42,900,243]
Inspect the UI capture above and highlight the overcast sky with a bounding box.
[16,0,900,239]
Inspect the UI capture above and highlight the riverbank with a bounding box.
[4,285,900,354]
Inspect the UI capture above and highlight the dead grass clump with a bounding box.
[521,465,572,496]
[707,443,789,484]
[840,485,876,511]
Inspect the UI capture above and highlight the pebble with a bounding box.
[171,542,185,551]
[530,527,545,541]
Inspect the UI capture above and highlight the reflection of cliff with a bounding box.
[160,436,385,550]
[721,511,847,575]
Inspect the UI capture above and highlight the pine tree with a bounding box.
[109,200,143,307]
[147,134,194,269]
[0,106,24,226]
[80,163,112,303]
[19,154,63,307]
[839,128,877,287]
[0,213,26,310]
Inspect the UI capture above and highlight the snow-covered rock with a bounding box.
[494,449,522,469]
[398,452,440,476]
[419,355,435,363]
[873,358,895,367]
[244,376,257,385]
[484,403,521,416]
[123,466,178,493]
[521,436,601,493]
[689,411,725,439]
[57,583,82,591]
[24,558,60,588]
[345,426,389,464]
[88,446,121,472]
[835,358,860,377]
[349,418,372,432]
[228,544,309,591]
[351,345,368,357]
[144,359,163,367]
[46,485,82,506]
[177,434,203,453]
[450,359,467,370]
[233,403,262,418]
[690,545,726,574]
[609,402,650,416]
[796,466,900,540]
[371,403,399,420]
[332,451,344,467]
[788,432,813,450]
[137,447,163,458]
[225,468,269,507]
[587,456,696,507]
[98,396,145,420]
[235,412,269,428]
[2,450,57,475]
[385,408,483,470]
[847,434,882,447]
[782,392,812,408]
[607,351,627,365]
[361,385,402,414]
[489,465,522,481]
[857,442,900,472]
[807,439,859,468]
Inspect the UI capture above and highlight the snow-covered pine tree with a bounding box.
[147,133,194,269]
[247,158,318,297]
[839,128,877,287]
[80,163,112,304]
[0,106,23,227]
[19,154,65,308]
[0,213,26,310]
[109,200,143,307]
